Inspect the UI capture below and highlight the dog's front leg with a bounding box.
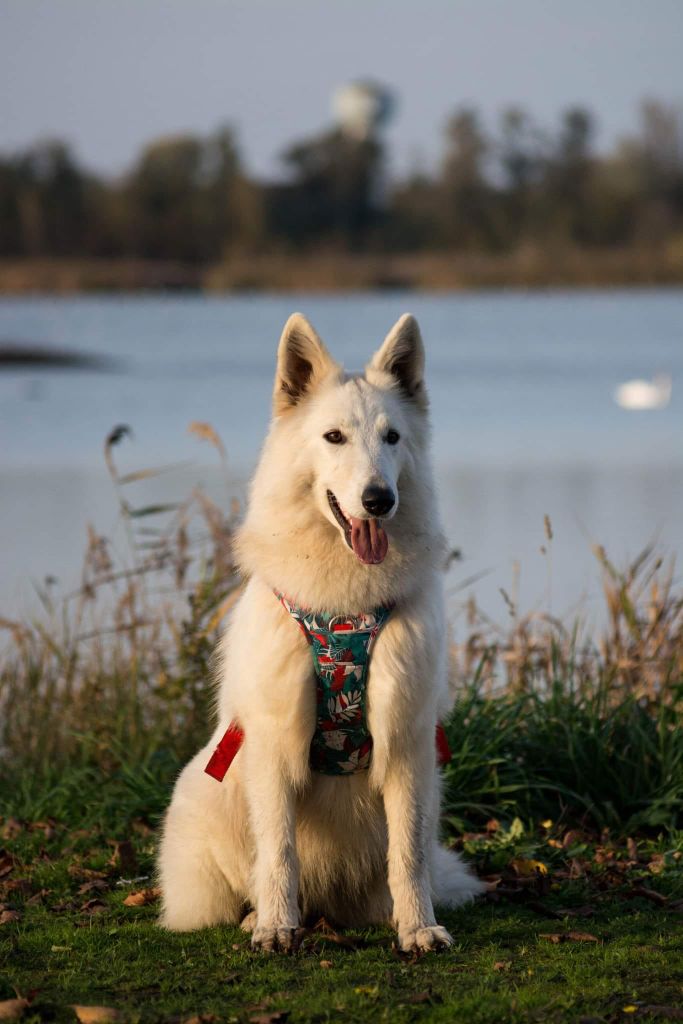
[244,742,301,953]
[383,753,453,952]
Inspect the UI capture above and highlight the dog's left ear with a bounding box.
[369,313,427,408]
[274,313,338,415]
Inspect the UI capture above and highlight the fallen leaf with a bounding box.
[182,1016,220,1024]
[0,910,20,925]
[390,941,423,964]
[510,858,548,877]
[540,931,599,944]
[25,888,51,905]
[319,960,333,969]
[405,990,441,1004]
[1,819,23,840]
[68,866,108,881]
[2,880,32,895]
[627,885,668,907]
[308,916,360,949]
[0,853,15,879]
[0,999,29,1021]
[79,899,107,915]
[123,887,161,907]
[493,961,511,971]
[78,880,109,896]
[626,837,638,860]
[557,905,596,918]
[623,1008,638,1015]
[72,1007,121,1023]
[31,820,57,840]
[107,840,138,876]
[562,829,586,848]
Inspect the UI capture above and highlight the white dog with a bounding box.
[158,312,482,952]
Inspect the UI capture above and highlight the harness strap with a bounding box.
[204,591,452,782]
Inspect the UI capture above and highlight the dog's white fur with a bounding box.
[158,312,483,951]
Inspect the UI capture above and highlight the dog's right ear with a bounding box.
[273,313,337,415]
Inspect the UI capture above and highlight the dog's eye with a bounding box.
[386,429,400,445]
[323,430,345,445]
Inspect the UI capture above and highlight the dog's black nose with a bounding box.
[361,485,395,517]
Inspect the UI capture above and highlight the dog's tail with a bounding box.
[430,844,485,908]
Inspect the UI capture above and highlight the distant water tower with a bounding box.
[332,80,395,140]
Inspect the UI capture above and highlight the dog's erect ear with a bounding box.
[369,313,426,407]
[273,313,337,414]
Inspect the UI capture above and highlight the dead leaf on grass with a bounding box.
[0,910,20,925]
[319,960,333,969]
[68,866,108,881]
[391,941,423,964]
[0,853,15,879]
[541,931,599,944]
[78,880,109,896]
[2,880,32,896]
[405,989,442,1004]
[107,840,138,876]
[72,1007,121,1023]
[510,858,549,877]
[627,885,668,907]
[79,899,107,915]
[30,820,57,840]
[0,998,29,1021]
[1,819,23,841]
[25,888,51,905]
[123,887,161,907]
[557,905,596,918]
[493,961,511,971]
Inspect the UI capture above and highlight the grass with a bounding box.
[1,820,682,1023]
[1,424,682,1021]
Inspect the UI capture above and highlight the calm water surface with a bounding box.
[1,290,682,627]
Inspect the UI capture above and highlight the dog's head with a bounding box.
[271,312,428,566]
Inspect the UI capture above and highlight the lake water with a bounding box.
[1,290,682,630]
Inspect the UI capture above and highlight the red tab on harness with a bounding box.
[204,721,452,781]
[204,722,244,781]
[435,722,452,766]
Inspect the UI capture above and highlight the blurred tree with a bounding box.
[270,129,383,249]
[438,107,502,249]
[125,135,205,260]
[498,107,546,243]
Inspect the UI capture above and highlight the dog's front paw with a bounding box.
[251,923,303,953]
[399,924,453,952]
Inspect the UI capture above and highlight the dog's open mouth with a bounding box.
[326,490,389,565]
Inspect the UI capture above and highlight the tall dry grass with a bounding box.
[0,423,681,831]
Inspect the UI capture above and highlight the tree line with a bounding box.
[1,100,682,262]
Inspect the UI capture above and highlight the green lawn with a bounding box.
[2,820,682,1023]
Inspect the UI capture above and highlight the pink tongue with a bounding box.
[350,517,389,565]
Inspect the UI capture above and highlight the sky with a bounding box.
[2,0,683,182]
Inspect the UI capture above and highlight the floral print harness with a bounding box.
[204,592,451,782]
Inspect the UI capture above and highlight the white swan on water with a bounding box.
[614,374,672,410]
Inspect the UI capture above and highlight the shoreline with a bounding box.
[1,245,682,294]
